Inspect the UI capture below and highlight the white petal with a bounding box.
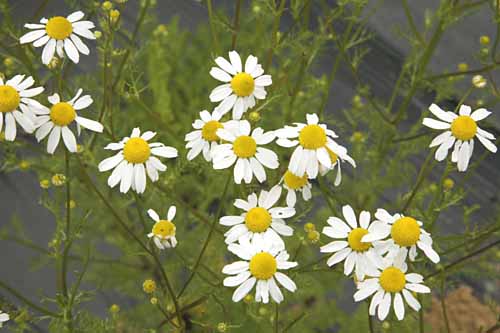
[229,50,242,73]
[394,293,405,320]
[210,67,232,82]
[167,206,176,221]
[42,39,56,65]
[61,126,77,152]
[64,39,80,63]
[353,282,379,302]
[274,272,296,292]
[47,125,61,153]
[402,289,421,311]
[147,209,160,222]
[378,293,391,320]
[75,116,103,132]
[422,118,451,130]
[342,205,358,229]
[320,240,348,253]
[232,277,256,302]
[20,29,46,44]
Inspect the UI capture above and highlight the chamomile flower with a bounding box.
[423,103,497,172]
[20,11,96,65]
[280,171,312,207]
[98,128,178,194]
[35,89,103,154]
[276,113,356,180]
[318,141,356,186]
[369,208,440,264]
[0,311,9,328]
[353,251,430,321]
[147,207,177,249]
[220,185,295,245]
[223,233,298,303]
[0,74,44,141]
[212,120,278,184]
[209,50,271,119]
[320,205,384,281]
[185,109,225,161]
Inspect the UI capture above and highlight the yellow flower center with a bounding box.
[391,217,421,247]
[50,102,76,126]
[46,16,73,40]
[152,220,176,238]
[299,124,327,149]
[249,252,277,280]
[283,170,308,189]
[326,147,339,164]
[379,267,406,293]
[0,85,20,113]
[233,135,257,158]
[201,120,223,142]
[142,279,156,294]
[230,72,255,97]
[245,207,272,233]
[347,228,371,252]
[451,115,477,141]
[123,137,151,164]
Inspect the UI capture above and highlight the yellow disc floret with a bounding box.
[379,267,406,293]
[152,220,176,238]
[231,72,255,97]
[46,16,73,40]
[233,135,257,158]
[123,137,151,164]
[202,120,223,141]
[50,102,76,126]
[249,252,277,280]
[347,228,371,252]
[299,124,327,149]
[391,217,421,247]
[0,85,20,113]
[283,170,308,189]
[142,279,156,294]
[451,115,477,141]
[245,207,272,233]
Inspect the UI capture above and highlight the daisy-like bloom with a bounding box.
[0,74,44,141]
[276,113,356,180]
[364,208,440,264]
[353,252,430,321]
[220,185,295,245]
[185,109,225,161]
[0,311,9,328]
[318,140,356,186]
[280,170,312,207]
[320,205,385,281]
[98,128,178,194]
[20,11,96,65]
[209,50,271,119]
[223,233,298,303]
[147,206,178,250]
[423,103,497,172]
[212,120,278,184]
[35,89,103,154]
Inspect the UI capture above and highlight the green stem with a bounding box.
[402,0,424,44]
[206,0,219,53]
[440,273,451,333]
[282,312,307,332]
[401,152,433,213]
[265,0,286,70]
[231,0,242,50]
[419,293,425,333]
[274,303,279,333]
[368,302,374,333]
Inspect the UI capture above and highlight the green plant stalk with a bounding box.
[401,151,434,213]
[440,273,451,333]
[231,0,242,50]
[274,303,279,333]
[265,0,286,70]
[367,302,374,333]
[282,312,307,332]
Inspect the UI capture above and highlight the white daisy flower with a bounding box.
[35,89,103,154]
[279,170,312,207]
[353,251,431,321]
[98,128,178,194]
[20,11,96,65]
[185,109,225,162]
[220,185,295,245]
[209,50,271,120]
[223,233,298,303]
[147,206,178,250]
[318,140,356,186]
[276,113,356,180]
[212,120,279,184]
[366,208,440,264]
[320,205,385,281]
[423,103,497,172]
[0,74,44,141]
[0,311,9,328]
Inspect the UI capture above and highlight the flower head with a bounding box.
[209,51,271,119]
[220,185,295,245]
[185,109,226,162]
[98,128,178,193]
[35,89,103,154]
[423,104,497,172]
[147,206,178,249]
[279,171,312,207]
[20,11,96,64]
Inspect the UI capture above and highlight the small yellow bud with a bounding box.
[109,304,120,313]
[243,294,253,303]
[153,24,168,37]
[457,63,468,72]
[249,111,261,122]
[3,57,14,67]
[429,183,438,192]
[102,1,113,10]
[51,174,66,186]
[114,0,128,3]
[352,95,363,108]
[40,179,50,189]
[480,35,490,45]
[307,230,320,243]
[94,31,102,39]
[69,200,76,209]
[150,297,158,305]
[443,178,454,191]
[252,5,261,14]
[19,160,30,170]
[304,222,315,232]
[142,279,156,294]
[47,57,60,69]
[258,307,268,316]
[472,75,486,88]
[382,321,391,330]
[351,131,365,143]
[476,99,484,107]
[110,9,120,23]
[76,144,84,153]
[217,322,228,332]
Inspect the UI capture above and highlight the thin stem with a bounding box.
[274,303,279,333]
[265,0,286,70]
[402,0,424,44]
[419,293,425,333]
[61,150,73,332]
[368,302,374,333]
[206,0,219,53]
[402,152,433,213]
[231,0,242,50]
[440,274,451,333]
[177,173,232,299]
[282,312,307,332]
